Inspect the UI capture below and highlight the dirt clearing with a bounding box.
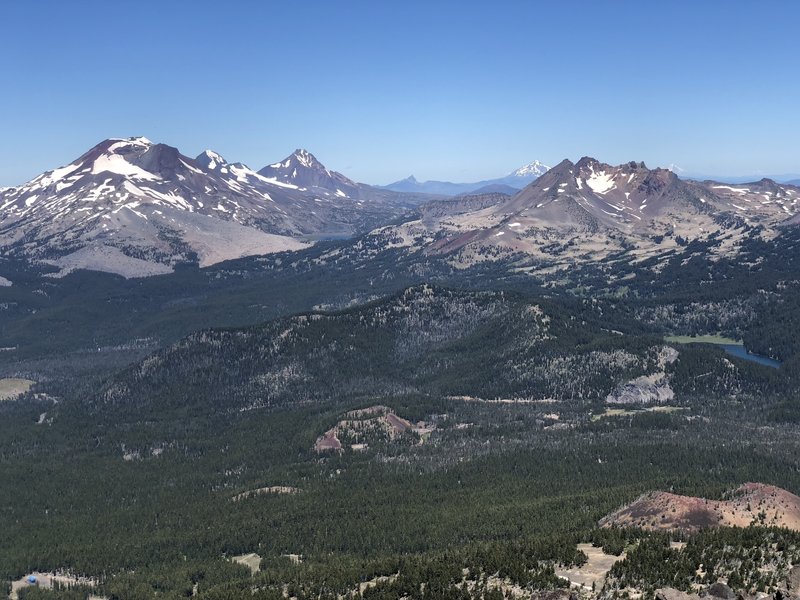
[232,553,261,574]
[556,543,625,590]
[10,572,100,599]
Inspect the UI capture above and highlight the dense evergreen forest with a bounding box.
[1,227,800,599]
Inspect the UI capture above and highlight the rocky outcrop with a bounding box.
[656,588,700,600]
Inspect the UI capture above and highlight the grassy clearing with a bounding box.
[592,408,636,422]
[592,406,686,422]
[0,378,35,401]
[665,334,742,345]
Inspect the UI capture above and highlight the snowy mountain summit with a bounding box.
[257,149,360,197]
[511,160,549,178]
[194,149,228,171]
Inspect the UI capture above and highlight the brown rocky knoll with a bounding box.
[313,405,429,453]
[600,483,800,532]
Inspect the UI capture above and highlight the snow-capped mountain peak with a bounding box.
[195,149,228,170]
[19,137,165,194]
[510,160,549,178]
[107,136,150,149]
[116,135,152,145]
[90,138,165,181]
[265,149,323,171]
[257,149,358,196]
[293,148,320,169]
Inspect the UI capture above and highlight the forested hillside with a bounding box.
[2,284,800,599]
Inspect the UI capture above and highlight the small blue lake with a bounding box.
[718,344,781,369]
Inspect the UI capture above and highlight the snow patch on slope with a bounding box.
[91,154,160,181]
[586,170,616,194]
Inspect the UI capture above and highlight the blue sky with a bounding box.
[1,0,798,187]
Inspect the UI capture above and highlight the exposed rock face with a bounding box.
[789,565,800,594]
[606,373,675,405]
[530,591,578,600]
[656,588,700,600]
[706,582,736,600]
[606,346,678,405]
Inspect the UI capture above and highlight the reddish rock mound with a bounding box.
[599,483,800,532]
[313,405,430,453]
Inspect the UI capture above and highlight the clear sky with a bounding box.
[1,0,798,187]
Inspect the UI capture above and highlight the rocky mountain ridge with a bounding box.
[367,157,800,274]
